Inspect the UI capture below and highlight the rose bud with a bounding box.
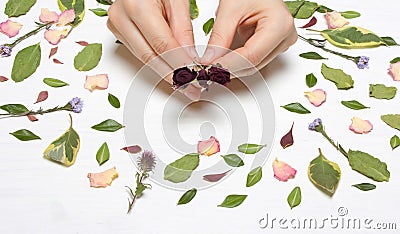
[208,66,231,85]
[173,67,197,87]
[196,69,210,81]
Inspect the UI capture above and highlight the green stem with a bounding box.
[127,173,146,214]
[319,128,348,158]
[8,22,53,48]
[0,106,71,119]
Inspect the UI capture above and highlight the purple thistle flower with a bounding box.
[308,118,322,131]
[356,56,369,69]
[137,150,156,173]
[69,97,83,113]
[0,44,12,57]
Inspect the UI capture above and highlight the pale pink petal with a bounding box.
[180,83,202,101]
[44,28,69,45]
[304,89,326,107]
[325,11,349,29]
[0,20,23,38]
[272,158,297,182]
[349,117,373,134]
[87,167,118,188]
[39,8,59,23]
[84,74,109,92]
[57,9,75,26]
[388,62,400,81]
[198,136,220,156]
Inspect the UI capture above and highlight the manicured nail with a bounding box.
[201,48,215,64]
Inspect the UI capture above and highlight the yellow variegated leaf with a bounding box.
[57,0,85,27]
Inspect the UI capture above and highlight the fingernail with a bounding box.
[189,46,199,60]
[201,48,214,64]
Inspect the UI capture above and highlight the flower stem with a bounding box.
[8,22,53,48]
[127,173,146,214]
[319,128,348,158]
[0,106,71,119]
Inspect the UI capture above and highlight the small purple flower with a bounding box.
[308,118,322,131]
[356,56,369,69]
[138,150,156,173]
[0,44,12,57]
[196,69,209,81]
[208,66,231,85]
[172,67,197,87]
[69,97,83,113]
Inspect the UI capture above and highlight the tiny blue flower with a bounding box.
[137,150,156,173]
[0,44,12,57]
[357,56,369,69]
[69,97,83,113]
[308,118,322,131]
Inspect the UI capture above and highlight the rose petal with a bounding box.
[121,145,142,154]
[53,58,63,64]
[57,9,75,26]
[388,62,400,81]
[304,89,326,107]
[299,16,317,29]
[27,115,38,122]
[349,117,373,134]
[325,11,349,29]
[203,170,231,182]
[39,8,60,23]
[84,74,109,92]
[197,136,220,156]
[34,91,48,104]
[76,41,89,46]
[0,76,9,82]
[44,28,69,45]
[87,167,118,188]
[49,47,58,58]
[0,20,23,38]
[272,158,297,182]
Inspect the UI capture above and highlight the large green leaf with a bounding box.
[381,114,400,131]
[369,84,397,100]
[164,153,199,183]
[5,0,36,17]
[348,150,390,182]
[0,104,29,114]
[74,43,102,71]
[58,0,85,26]
[11,43,41,82]
[285,1,318,19]
[321,63,353,90]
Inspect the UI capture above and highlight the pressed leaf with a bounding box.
[287,186,301,209]
[381,37,399,46]
[348,149,390,182]
[0,76,9,82]
[316,5,333,13]
[299,16,317,29]
[58,0,85,27]
[5,0,37,17]
[108,93,121,109]
[341,100,369,110]
[53,58,63,64]
[286,1,318,19]
[306,73,317,88]
[91,119,124,132]
[0,104,29,114]
[49,47,58,58]
[203,170,231,182]
[280,122,294,149]
[96,142,110,166]
[352,183,376,191]
[390,135,400,150]
[34,91,48,104]
[43,78,69,88]
[321,63,353,90]
[369,84,397,100]
[164,153,200,183]
[340,11,361,19]
[299,52,327,60]
[238,143,266,154]
[177,188,197,205]
[121,145,142,154]
[203,18,214,36]
[381,114,400,131]
[218,195,247,208]
[390,57,400,64]
[10,129,41,141]
[96,0,113,5]
[189,0,199,20]
[74,43,102,71]
[221,154,244,167]
[89,8,107,17]
[246,166,262,187]
[11,43,41,82]
[76,41,89,46]
[281,103,311,114]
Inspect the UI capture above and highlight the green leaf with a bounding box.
[43,78,69,88]
[11,43,41,82]
[203,18,214,36]
[58,0,85,26]
[91,119,124,132]
[5,0,36,17]
[390,135,400,150]
[10,129,41,141]
[316,5,333,13]
[369,84,397,100]
[390,57,400,64]
[74,43,102,71]
[246,166,262,187]
[285,1,319,19]
[89,8,107,17]
[108,93,121,109]
[381,37,399,46]
[340,11,361,19]
[348,150,390,182]
[341,100,369,110]
[218,194,247,208]
[221,154,244,167]
[238,143,266,154]
[321,63,353,90]
[287,186,301,209]
[164,153,200,183]
[96,142,110,166]
[299,52,327,60]
[281,102,311,114]
[308,149,341,196]
[305,73,317,88]
[0,104,29,114]
[381,114,400,131]
[189,0,199,20]
[177,188,197,205]
[43,115,80,167]
[352,183,376,191]
[96,0,112,5]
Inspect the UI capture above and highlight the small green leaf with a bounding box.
[74,43,102,71]
[218,194,247,208]
[316,5,333,13]
[221,154,244,167]
[390,135,400,150]
[5,0,37,17]
[0,104,29,114]
[369,84,397,100]
[91,119,124,132]
[299,52,327,60]
[306,73,317,88]
[381,37,399,46]
[108,93,121,109]
[352,183,376,191]
[10,129,41,141]
[203,18,214,36]
[246,166,262,187]
[281,103,311,114]
[321,63,353,90]
[348,150,390,182]
[238,143,266,154]
[96,0,112,5]
[340,11,361,19]
[89,8,107,16]
[96,142,110,166]
[390,57,400,64]
[189,0,199,20]
[287,186,301,209]
[164,153,200,183]
[11,43,41,82]
[177,188,197,205]
[381,114,400,131]
[341,100,369,110]
[43,78,69,88]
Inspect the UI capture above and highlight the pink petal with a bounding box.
[325,11,349,29]
[349,117,373,134]
[44,29,69,45]
[87,167,119,188]
[84,74,109,92]
[57,9,75,26]
[39,8,59,23]
[203,170,231,182]
[304,89,326,107]
[0,76,9,82]
[197,136,220,156]
[0,20,23,38]
[34,91,48,104]
[121,145,142,154]
[53,58,64,64]
[49,47,58,58]
[76,41,89,46]
[299,16,317,29]
[272,158,297,182]
[388,62,400,81]
[27,115,38,122]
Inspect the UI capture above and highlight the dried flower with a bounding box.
[356,56,369,69]
[308,118,322,131]
[0,44,12,57]
[208,66,231,85]
[69,97,83,113]
[137,150,156,173]
[173,67,197,87]
[196,69,209,81]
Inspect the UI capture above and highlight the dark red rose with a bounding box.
[173,67,197,87]
[208,66,231,85]
[196,69,210,81]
